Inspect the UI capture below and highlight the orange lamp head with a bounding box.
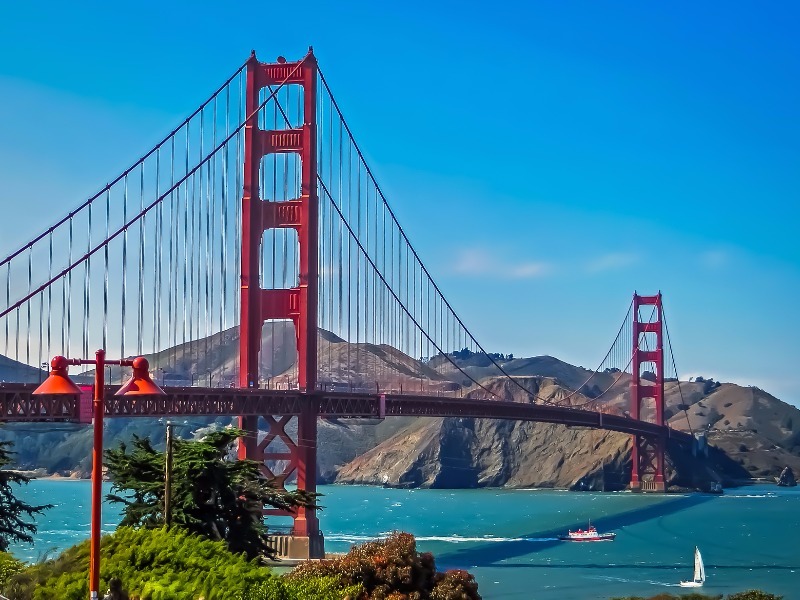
[115,357,166,396]
[33,356,82,396]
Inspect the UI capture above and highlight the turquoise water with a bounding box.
[11,481,800,599]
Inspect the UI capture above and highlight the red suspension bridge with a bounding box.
[0,50,696,558]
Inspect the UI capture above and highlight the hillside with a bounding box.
[1,328,798,489]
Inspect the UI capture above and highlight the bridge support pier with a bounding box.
[629,434,666,492]
[629,293,667,493]
[238,408,324,559]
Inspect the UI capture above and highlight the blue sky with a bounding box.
[1,2,798,404]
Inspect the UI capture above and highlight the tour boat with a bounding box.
[558,522,616,542]
[679,546,706,587]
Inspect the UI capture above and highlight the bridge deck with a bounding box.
[0,384,691,443]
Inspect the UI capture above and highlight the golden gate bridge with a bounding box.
[0,49,695,561]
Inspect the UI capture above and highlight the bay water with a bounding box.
[11,480,799,599]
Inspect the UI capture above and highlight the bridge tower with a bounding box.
[238,50,322,557]
[629,292,666,492]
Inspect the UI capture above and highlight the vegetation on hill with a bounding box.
[1,528,483,600]
[612,591,782,600]
[104,428,316,559]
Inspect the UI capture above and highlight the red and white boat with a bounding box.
[558,522,616,542]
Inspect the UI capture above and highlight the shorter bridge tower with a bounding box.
[629,292,666,492]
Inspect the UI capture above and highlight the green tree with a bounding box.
[0,440,51,551]
[104,428,317,559]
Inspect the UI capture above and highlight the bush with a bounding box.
[238,576,361,600]
[5,527,276,600]
[0,552,23,589]
[288,532,480,600]
[727,592,782,600]
[431,569,480,600]
[611,592,780,600]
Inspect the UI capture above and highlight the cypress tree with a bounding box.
[104,428,317,559]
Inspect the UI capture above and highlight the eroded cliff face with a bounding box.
[336,417,634,490]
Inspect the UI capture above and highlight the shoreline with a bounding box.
[15,471,782,491]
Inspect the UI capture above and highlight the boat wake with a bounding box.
[590,574,677,587]
[325,533,559,544]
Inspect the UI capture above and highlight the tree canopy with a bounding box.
[104,428,317,559]
[0,440,51,552]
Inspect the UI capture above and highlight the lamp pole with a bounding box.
[90,349,106,599]
[33,352,165,600]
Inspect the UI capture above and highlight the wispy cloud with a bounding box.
[699,249,728,269]
[452,248,551,280]
[585,252,640,273]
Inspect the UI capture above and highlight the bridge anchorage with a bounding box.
[0,46,695,563]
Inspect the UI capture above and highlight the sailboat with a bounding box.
[679,546,706,587]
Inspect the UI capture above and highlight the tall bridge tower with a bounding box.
[629,292,666,492]
[238,50,322,557]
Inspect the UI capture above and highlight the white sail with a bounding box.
[680,546,705,587]
[694,547,706,583]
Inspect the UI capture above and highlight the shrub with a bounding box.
[727,592,783,600]
[238,576,361,600]
[5,527,276,600]
[288,532,481,600]
[431,569,480,600]
[611,592,780,600]
[0,552,23,589]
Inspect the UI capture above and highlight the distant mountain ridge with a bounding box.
[1,327,797,490]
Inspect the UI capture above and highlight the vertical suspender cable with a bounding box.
[327,91,334,377]
[67,217,73,360]
[189,116,198,353]
[356,161,361,378]
[4,263,9,356]
[153,148,161,360]
[25,246,31,367]
[234,73,242,380]
[203,105,209,370]
[103,190,110,352]
[221,86,229,347]
[137,163,145,356]
[183,126,190,354]
[210,95,219,372]
[168,134,177,372]
[345,125,351,384]
[84,202,92,360]
[47,232,53,363]
[121,175,128,364]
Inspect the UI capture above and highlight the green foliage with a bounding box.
[0,551,23,588]
[611,592,781,600]
[5,526,276,600]
[610,595,721,600]
[289,531,481,600]
[430,569,481,600]
[237,576,362,600]
[726,592,782,600]
[104,428,317,558]
[0,440,51,551]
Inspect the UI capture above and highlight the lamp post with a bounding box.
[33,351,165,600]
